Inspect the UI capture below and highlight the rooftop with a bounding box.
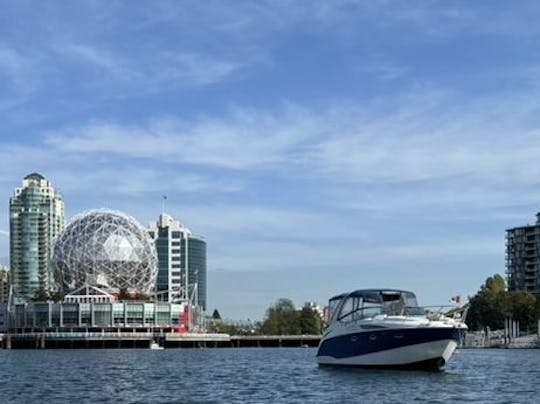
[24,172,45,181]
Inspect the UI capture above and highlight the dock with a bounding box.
[1,331,321,349]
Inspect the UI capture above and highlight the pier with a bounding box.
[1,331,321,349]
[165,334,321,348]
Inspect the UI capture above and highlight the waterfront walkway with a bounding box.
[1,331,321,349]
[464,330,540,348]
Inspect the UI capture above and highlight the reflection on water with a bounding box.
[1,348,539,403]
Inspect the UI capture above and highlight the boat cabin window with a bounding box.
[337,296,359,322]
[333,290,425,321]
[327,296,343,323]
[403,292,419,307]
[402,292,425,315]
[337,295,383,322]
[381,292,405,315]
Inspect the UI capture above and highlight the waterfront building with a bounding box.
[8,300,185,329]
[0,265,9,304]
[506,213,540,294]
[5,206,190,332]
[148,214,207,310]
[9,173,65,300]
[52,210,157,294]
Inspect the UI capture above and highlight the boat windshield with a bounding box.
[327,295,344,323]
[401,292,425,315]
[334,290,425,322]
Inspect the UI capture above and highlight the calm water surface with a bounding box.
[1,348,538,403]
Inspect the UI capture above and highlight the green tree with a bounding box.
[212,309,222,320]
[261,298,300,335]
[118,287,130,300]
[49,290,65,302]
[466,274,537,332]
[536,296,540,324]
[299,303,324,334]
[134,292,151,301]
[30,288,50,302]
[511,291,536,331]
[467,274,510,330]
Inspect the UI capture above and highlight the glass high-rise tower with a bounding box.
[148,214,207,310]
[9,173,65,300]
[0,265,9,305]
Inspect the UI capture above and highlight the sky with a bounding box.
[2,0,540,320]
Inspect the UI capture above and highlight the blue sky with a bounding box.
[2,1,540,320]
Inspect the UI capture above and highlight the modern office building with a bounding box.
[148,214,207,310]
[506,212,540,294]
[0,265,9,305]
[9,173,65,300]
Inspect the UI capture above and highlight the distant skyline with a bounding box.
[2,1,540,320]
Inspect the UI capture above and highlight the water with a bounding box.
[1,348,538,403]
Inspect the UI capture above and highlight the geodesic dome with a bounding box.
[52,209,157,293]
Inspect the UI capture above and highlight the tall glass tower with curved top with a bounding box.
[9,173,65,300]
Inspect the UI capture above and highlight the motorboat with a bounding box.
[150,341,164,350]
[317,289,467,370]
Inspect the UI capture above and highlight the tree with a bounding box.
[30,288,50,302]
[466,274,511,330]
[49,290,65,302]
[299,303,324,334]
[466,274,537,332]
[134,292,151,301]
[511,291,536,330]
[261,298,300,335]
[212,309,222,320]
[536,295,540,324]
[118,287,130,300]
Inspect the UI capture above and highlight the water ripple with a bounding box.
[0,348,539,403]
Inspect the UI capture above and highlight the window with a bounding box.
[338,297,356,321]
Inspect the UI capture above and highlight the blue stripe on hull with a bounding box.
[317,327,462,359]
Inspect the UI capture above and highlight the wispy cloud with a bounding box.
[0,229,8,237]
[57,43,248,91]
[44,106,320,170]
[61,44,127,75]
[15,77,538,225]
[376,239,503,261]
[51,167,244,195]
[0,46,39,108]
[155,51,242,86]
[207,235,503,273]
[362,62,407,81]
[56,44,245,88]
[43,79,540,190]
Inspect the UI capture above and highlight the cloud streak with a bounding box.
[59,44,247,90]
[0,46,40,109]
[44,107,321,170]
[42,79,540,190]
